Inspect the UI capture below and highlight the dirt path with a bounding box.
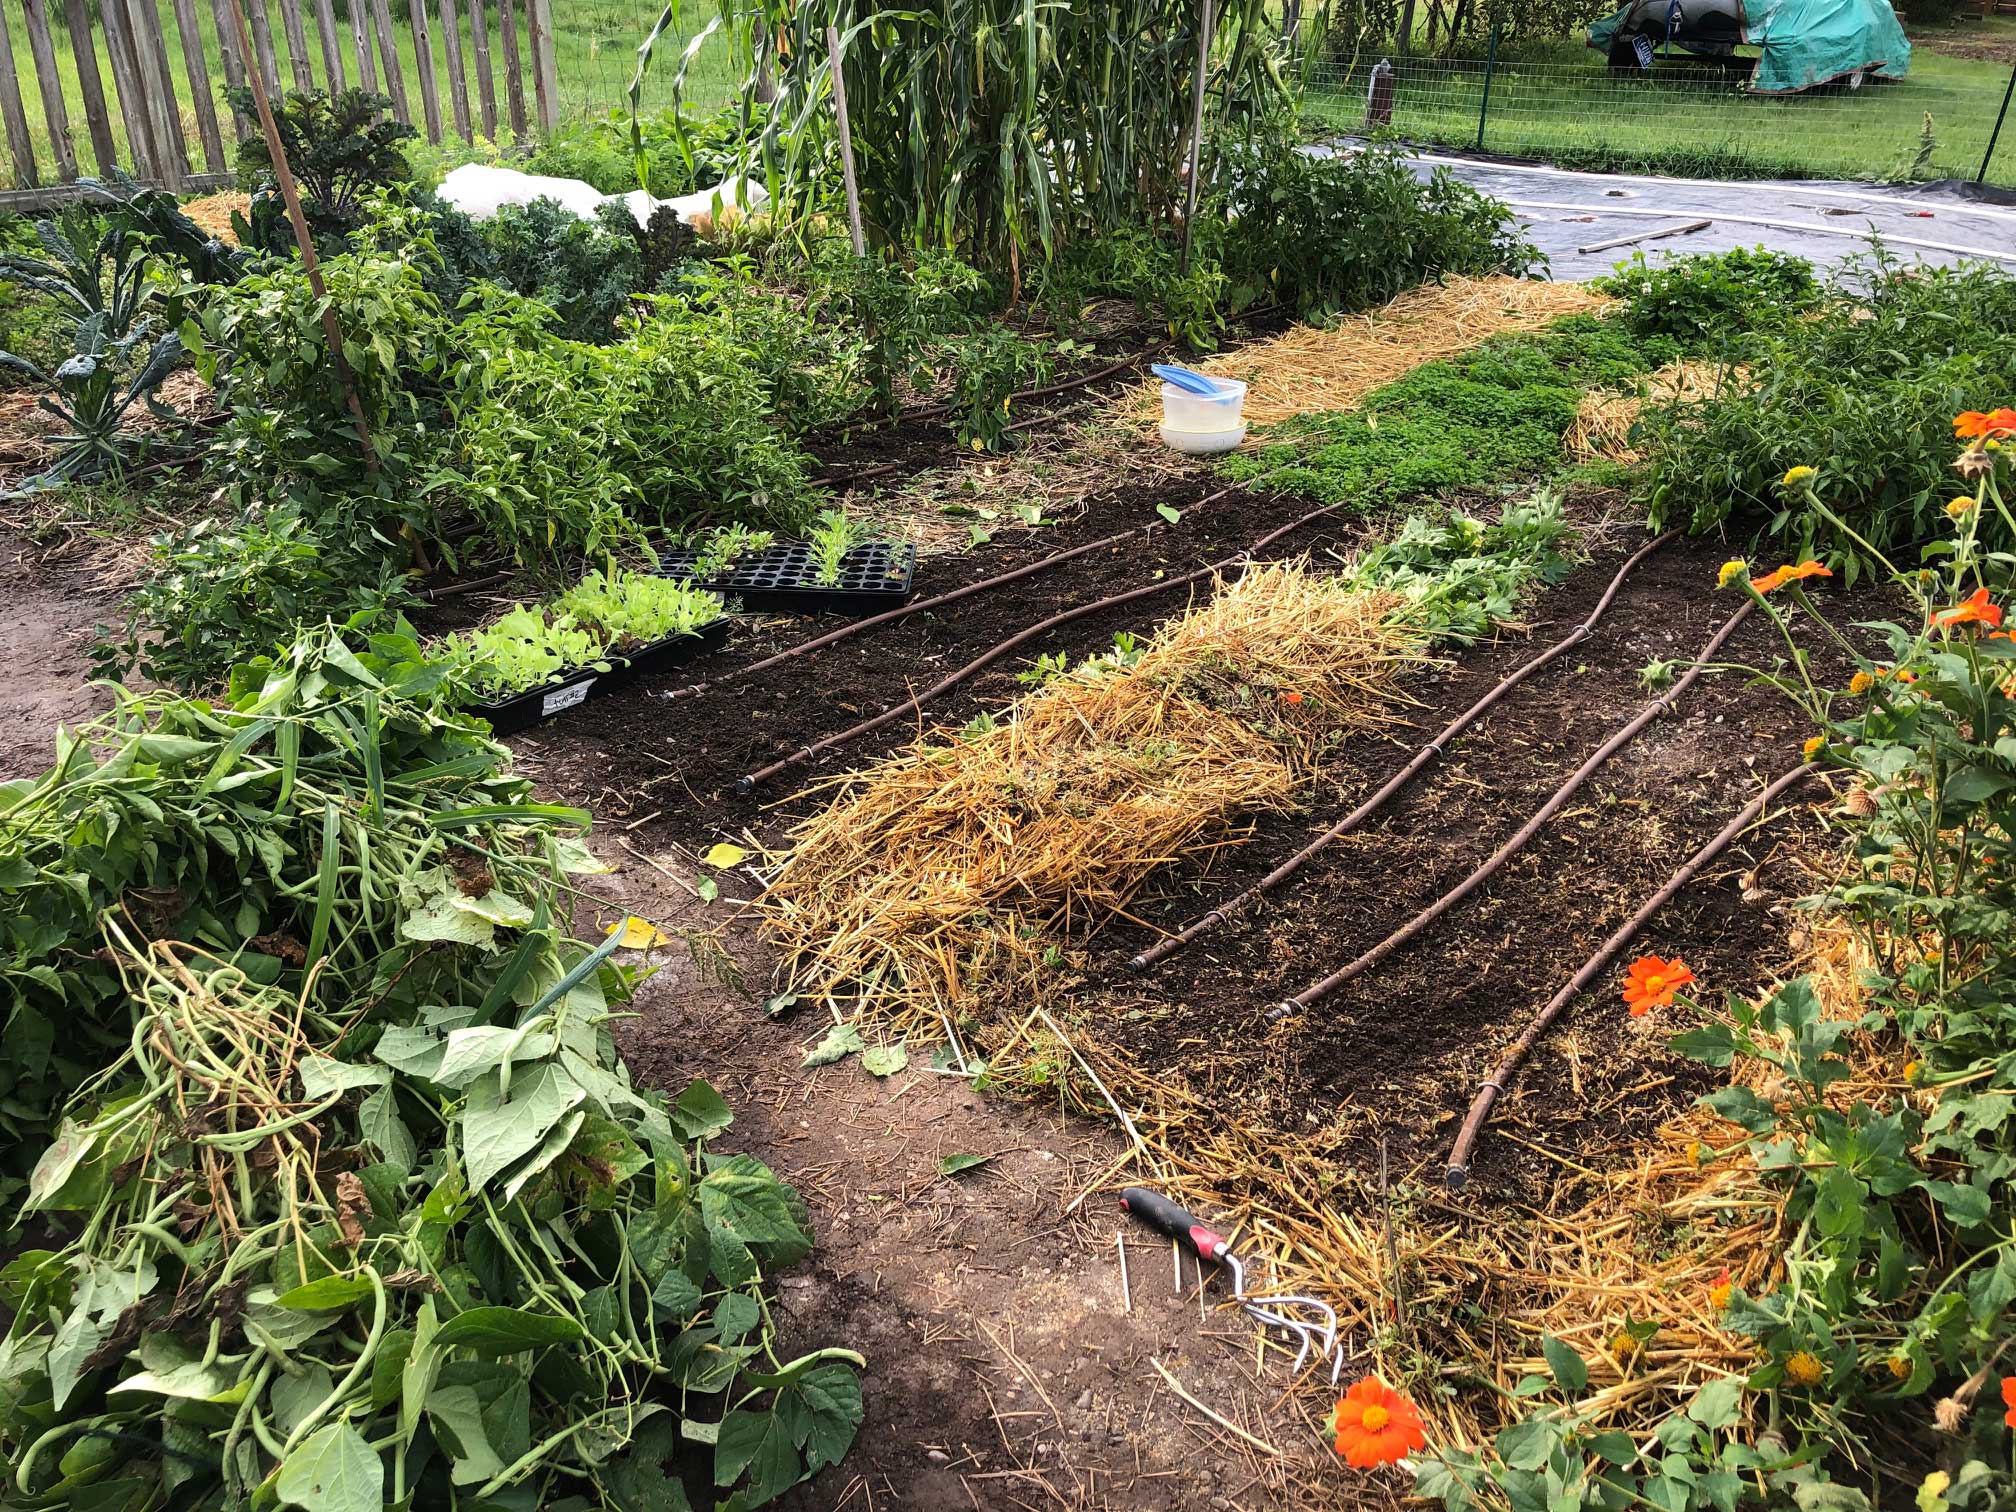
[0,526,118,779]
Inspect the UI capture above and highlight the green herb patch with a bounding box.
[1223,316,1675,509]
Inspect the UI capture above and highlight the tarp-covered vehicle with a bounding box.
[1588,0,1911,93]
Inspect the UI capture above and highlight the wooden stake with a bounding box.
[1179,0,1214,273]
[220,0,377,474]
[826,24,864,257]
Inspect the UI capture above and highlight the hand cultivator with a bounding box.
[1121,1187,1344,1382]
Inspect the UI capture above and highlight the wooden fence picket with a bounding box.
[98,0,159,177]
[21,0,79,181]
[407,0,445,142]
[211,0,254,138]
[275,0,316,93]
[64,0,120,174]
[369,0,410,121]
[495,0,528,139]
[437,0,473,140]
[0,5,39,188]
[131,0,192,187]
[347,0,376,91]
[245,0,284,97]
[313,0,347,90]
[171,0,230,173]
[468,0,497,139]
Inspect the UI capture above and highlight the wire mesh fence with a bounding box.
[1302,49,2016,188]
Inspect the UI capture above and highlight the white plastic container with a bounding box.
[1159,376,1248,455]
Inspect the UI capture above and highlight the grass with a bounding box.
[1303,21,2016,186]
[2,0,739,189]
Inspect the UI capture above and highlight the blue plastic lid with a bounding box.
[1152,363,1229,397]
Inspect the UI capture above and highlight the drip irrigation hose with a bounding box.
[661,495,1238,707]
[1444,759,1820,1188]
[733,500,1348,793]
[1127,530,1677,973]
[844,355,1146,434]
[1269,600,1756,1021]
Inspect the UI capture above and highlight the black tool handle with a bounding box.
[1120,1187,1229,1260]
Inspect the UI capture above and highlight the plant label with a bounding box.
[542,680,594,717]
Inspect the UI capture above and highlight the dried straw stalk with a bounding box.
[1564,359,1752,466]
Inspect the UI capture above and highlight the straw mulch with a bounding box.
[178,191,251,246]
[1565,359,1752,466]
[1117,276,1615,431]
[762,563,1427,1032]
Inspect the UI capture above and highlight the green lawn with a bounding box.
[2,0,739,190]
[1303,22,2016,186]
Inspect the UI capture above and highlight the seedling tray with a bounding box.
[464,620,730,736]
[658,540,916,616]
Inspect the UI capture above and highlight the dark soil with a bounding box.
[0,527,118,780]
[1075,530,1872,1200]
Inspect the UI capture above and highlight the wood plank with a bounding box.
[98,0,157,176]
[63,0,119,174]
[369,0,408,121]
[494,0,526,141]
[466,0,495,139]
[170,0,229,173]
[313,0,346,89]
[129,0,191,185]
[140,0,192,185]
[246,0,283,97]
[435,0,470,139]
[527,0,555,133]
[346,0,375,91]
[275,0,316,92]
[21,0,79,181]
[210,0,255,139]
[406,0,443,142]
[0,4,40,188]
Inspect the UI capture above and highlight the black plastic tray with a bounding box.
[658,540,916,616]
[464,620,730,736]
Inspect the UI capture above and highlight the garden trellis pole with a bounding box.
[220,0,379,475]
[1181,0,1216,273]
[827,23,865,257]
[1474,19,1499,150]
[1983,60,2016,186]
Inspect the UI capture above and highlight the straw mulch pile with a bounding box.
[1565,359,1752,465]
[1117,275,1615,431]
[762,563,1427,1033]
[178,191,251,246]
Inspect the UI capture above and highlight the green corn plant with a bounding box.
[632,1,1287,271]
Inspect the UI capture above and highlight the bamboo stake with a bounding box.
[219,0,377,476]
[1179,0,1215,273]
[826,24,864,257]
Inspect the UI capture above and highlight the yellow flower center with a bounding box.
[1709,1284,1731,1308]
[1360,1404,1390,1433]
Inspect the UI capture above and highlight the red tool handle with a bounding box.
[1120,1187,1229,1260]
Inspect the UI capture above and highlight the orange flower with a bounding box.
[2003,1375,2016,1428]
[1708,1268,1733,1310]
[1955,409,2016,442]
[1750,561,1833,594]
[1280,690,1304,706]
[1933,588,2004,631]
[1622,955,1695,1016]
[1786,1351,1826,1387]
[1332,1377,1426,1468]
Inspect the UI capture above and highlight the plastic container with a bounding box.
[659,540,917,616]
[463,620,730,736]
[1159,376,1248,455]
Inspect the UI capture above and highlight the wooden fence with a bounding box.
[0,0,561,207]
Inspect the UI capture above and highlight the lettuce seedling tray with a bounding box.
[659,541,916,615]
[466,620,730,736]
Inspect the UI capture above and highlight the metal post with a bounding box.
[1982,59,2016,187]
[1475,19,1500,151]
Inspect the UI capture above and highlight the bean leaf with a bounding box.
[938,1153,993,1178]
[430,1306,587,1355]
[276,1423,383,1512]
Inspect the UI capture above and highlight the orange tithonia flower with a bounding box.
[1622,955,1695,1016]
[1786,1351,1826,1387]
[1803,735,1826,760]
[1848,670,1875,696]
[1751,561,1833,594]
[1280,690,1304,706]
[1955,409,2016,442]
[1332,1377,1426,1468]
[1886,1354,1911,1381]
[2002,1375,2016,1428]
[1934,588,2005,631]
[1708,1269,1733,1311]
[1610,1331,1644,1363]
